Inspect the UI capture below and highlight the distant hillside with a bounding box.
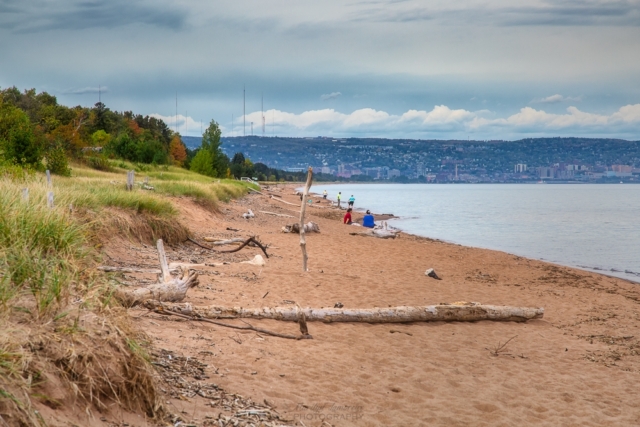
[182,136,202,150]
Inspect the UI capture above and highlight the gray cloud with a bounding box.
[321,91,342,101]
[62,86,109,95]
[351,0,640,26]
[1,0,188,33]
[531,94,583,104]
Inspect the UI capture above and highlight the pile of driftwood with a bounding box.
[110,238,544,342]
[282,221,320,233]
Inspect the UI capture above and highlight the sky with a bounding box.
[1,0,639,140]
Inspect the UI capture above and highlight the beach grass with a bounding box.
[0,162,254,424]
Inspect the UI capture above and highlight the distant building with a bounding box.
[514,163,527,173]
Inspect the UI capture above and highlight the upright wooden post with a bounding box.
[45,170,52,187]
[298,167,313,272]
[156,239,171,283]
[47,191,54,209]
[126,170,134,191]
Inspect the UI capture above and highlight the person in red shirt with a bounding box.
[343,208,353,224]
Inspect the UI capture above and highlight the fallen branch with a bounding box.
[150,306,311,340]
[147,302,544,323]
[247,187,266,196]
[270,195,298,206]
[203,237,245,245]
[487,335,518,356]
[98,266,179,274]
[259,210,295,218]
[187,236,269,258]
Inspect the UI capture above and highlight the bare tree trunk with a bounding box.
[299,167,313,272]
[145,302,544,323]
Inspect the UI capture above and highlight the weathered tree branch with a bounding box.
[187,236,269,258]
[149,306,312,340]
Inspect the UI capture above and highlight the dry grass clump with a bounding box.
[0,166,252,425]
[0,179,162,425]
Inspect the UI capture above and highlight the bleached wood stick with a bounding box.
[271,195,298,206]
[98,266,179,274]
[299,167,313,272]
[203,237,245,245]
[156,239,171,283]
[259,210,295,218]
[146,302,544,323]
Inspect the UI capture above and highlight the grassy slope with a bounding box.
[0,163,253,425]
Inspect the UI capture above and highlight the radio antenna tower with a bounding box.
[175,92,178,133]
[243,86,246,137]
[98,85,101,103]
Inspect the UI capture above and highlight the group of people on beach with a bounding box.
[323,191,375,228]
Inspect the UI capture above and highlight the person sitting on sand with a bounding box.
[363,210,375,228]
[348,195,355,207]
[323,190,327,199]
[343,208,353,224]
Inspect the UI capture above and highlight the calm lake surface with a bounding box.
[309,183,640,283]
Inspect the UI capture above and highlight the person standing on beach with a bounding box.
[348,195,355,208]
[323,190,327,199]
[343,208,353,224]
[337,192,342,208]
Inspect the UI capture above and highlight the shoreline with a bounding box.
[111,187,640,426]
[303,183,640,285]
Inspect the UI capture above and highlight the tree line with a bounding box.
[0,87,312,181]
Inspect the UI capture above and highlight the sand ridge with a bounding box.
[106,187,640,426]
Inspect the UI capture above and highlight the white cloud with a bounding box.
[320,91,342,101]
[532,94,583,104]
[229,103,640,138]
[150,113,217,136]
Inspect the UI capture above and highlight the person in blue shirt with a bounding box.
[363,210,375,228]
[348,195,355,207]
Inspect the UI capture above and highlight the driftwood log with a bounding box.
[116,239,198,307]
[145,302,544,323]
[202,237,245,245]
[283,222,319,233]
[350,229,399,239]
[270,195,298,206]
[259,210,295,218]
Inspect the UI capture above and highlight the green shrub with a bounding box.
[46,143,71,176]
[87,155,113,172]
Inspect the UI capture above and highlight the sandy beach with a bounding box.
[104,186,640,426]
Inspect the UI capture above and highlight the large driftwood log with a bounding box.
[145,302,544,323]
[115,239,198,307]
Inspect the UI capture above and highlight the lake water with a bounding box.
[309,183,640,283]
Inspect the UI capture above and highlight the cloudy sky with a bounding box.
[1,0,639,140]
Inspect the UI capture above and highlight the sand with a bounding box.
[105,187,640,426]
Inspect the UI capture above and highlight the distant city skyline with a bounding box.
[1,0,639,140]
